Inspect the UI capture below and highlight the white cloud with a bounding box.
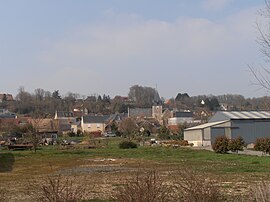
[202,0,233,11]
[34,7,262,98]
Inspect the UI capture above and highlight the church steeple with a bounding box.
[153,89,162,106]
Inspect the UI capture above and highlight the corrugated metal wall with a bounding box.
[210,121,231,144]
[231,120,270,143]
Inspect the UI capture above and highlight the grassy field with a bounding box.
[0,138,270,201]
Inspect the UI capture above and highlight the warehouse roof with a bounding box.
[184,120,229,131]
[209,111,270,122]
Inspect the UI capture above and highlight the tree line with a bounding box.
[1,85,270,118]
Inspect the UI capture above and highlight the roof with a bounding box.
[55,111,74,118]
[0,94,13,101]
[83,115,110,124]
[153,90,162,105]
[0,113,16,118]
[129,108,152,118]
[30,119,56,132]
[174,111,193,118]
[0,117,29,126]
[184,120,229,131]
[209,111,270,122]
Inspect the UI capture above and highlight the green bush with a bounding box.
[212,136,229,154]
[228,136,245,153]
[254,138,270,154]
[119,141,138,149]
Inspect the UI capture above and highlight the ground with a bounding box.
[0,138,270,201]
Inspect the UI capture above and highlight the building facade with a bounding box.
[184,111,270,146]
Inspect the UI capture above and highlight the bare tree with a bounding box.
[114,170,174,202]
[26,115,48,152]
[118,118,139,141]
[27,174,89,202]
[128,85,156,107]
[250,0,270,92]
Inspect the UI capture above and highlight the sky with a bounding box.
[0,0,268,99]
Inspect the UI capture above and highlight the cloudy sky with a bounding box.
[0,0,268,98]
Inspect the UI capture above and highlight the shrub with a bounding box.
[177,140,189,146]
[28,174,88,202]
[114,170,173,202]
[254,138,270,154]
[212,136,229,153]
[163,140,189,146]
[119,140,138,149]
[228,136,245,153]
[158,126,170,140]
[157,133,170,140]
[76,129,82,135]
[175,168,225,202]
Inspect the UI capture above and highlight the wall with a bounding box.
[168,117,194,125]
[81,122,106,133]
[184,129,203,146]
[231,119,270,143]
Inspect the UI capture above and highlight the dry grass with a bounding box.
[250,181,270,202]
[1,142,270,201]
[27,174,89,202]
[0,188,7,202]
[114,170,174,202]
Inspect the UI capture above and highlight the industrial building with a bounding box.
[184,111,270,146]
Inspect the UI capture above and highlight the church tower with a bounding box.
[152,89,163,124]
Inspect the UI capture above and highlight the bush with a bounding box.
[254,138,270,154]
[228,136,245,153]
[76,129,82,135]
[175,168,225,202]
[28,174,88,202]
[114,170,173,202]
[212,136,229,153]
[119,141,138,149]
[163,140,189,146]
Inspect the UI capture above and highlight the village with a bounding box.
[1,1,270,201]
[1,88,270,152]
[1,88,270,154]
[0,88,270,201]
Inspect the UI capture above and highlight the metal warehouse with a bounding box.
[184,111,270,147]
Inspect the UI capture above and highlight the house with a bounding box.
[71,121,81,134]
[54,111,74,120]
[128,89,163,125]
[0,94,13,102]
[29,118,58,139]
[184,111,270,147]
[136,118,161,134]
[72,101,88,117]
[54,111,76,133]
[0,117,29,128]
[168,111,194,125]
[81,115,110,134]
